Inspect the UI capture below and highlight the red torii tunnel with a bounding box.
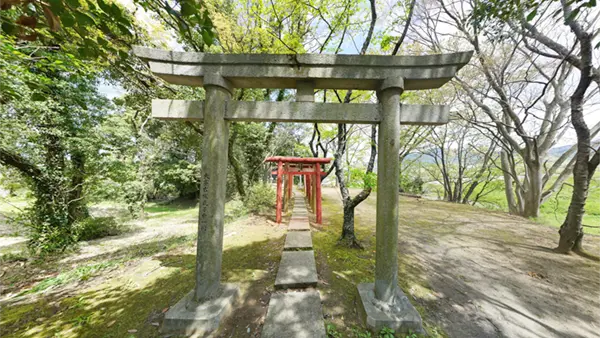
[266,156,331,224]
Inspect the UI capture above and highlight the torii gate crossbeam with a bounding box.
[134,46,473,336]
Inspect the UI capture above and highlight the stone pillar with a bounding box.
[162,75,239,336]
[195,75,233,301]
[374,78,403,302]
[355,77,422,334]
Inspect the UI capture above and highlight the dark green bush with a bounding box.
[244,183,276,214]
[75,217,124,241]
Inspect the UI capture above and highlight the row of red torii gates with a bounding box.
[266,156,331,224]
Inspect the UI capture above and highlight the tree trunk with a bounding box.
[501,150,519,214]
[340,201,360,247]
[522,161,542,218]
[68,150,89,224]
[228,124,246,198]
[556,31,593,254]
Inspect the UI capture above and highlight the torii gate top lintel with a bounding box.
[265,156,332,164]
[134,46,473,91]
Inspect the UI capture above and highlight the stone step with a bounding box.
[275,251,318,289]
[284,231,313,250]
[288,218,310,231]
[261,290,326,338]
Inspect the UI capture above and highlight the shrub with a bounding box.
[224,198,248,222]
[244,183,276,214]
[75,217,125,241]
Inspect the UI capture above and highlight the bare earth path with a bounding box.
[321,187,600,338]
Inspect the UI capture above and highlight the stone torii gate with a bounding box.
[266,156,331,224]
[133,46,472,335]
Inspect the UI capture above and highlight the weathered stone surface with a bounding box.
[356,283,424,334]
[375,86,402,302]
[288,218,310,231]
[275,251,318,289]
[133,46,473,91]
[261,290,326,338]
[162,284,239,336]
[195,83,230,301]
[284,231,313,250]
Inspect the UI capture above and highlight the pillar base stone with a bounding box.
[161,283,239,336]
[356,283,424,334]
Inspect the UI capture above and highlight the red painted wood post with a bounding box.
[276,160,283,223]
[306,174,311,206]
[311,169,317,211]
[315,164,322,223]
[288,171,293,202]
[282,164,288,212]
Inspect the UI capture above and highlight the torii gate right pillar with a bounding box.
[356,78,424,334]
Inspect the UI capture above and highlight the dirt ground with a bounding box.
[1,189,599,338]
[318,187,600,338]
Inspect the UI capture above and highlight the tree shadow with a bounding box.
[1,236,285,338]
[406,229,600,338]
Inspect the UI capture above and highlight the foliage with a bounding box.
[243,183,276,214]
[400,175,424,195]
[75,216,125,241]
[224,198,248,222]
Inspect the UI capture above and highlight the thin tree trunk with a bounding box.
[68,150,89,223]
[556,30,593,254]
[501,150,519,214]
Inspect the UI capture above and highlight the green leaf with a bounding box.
[31,92,47,101]
[1,22,17,35]
[180,1,197,16]
[97,0,111,13]
[202,30,213,46]
[61,13,76,28]
[48,0,65,14]
[74,11,96,26]
[526,9,537,21]
[65,0,81,8]
[566,8,580,22]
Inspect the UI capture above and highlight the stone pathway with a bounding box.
[262,194,326,338]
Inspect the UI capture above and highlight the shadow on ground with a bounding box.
[0,234,285,338]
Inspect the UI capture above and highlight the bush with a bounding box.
[75,217,125,241]
[400,175,424,194]
[244,183,276,214]
[224,198,248,222]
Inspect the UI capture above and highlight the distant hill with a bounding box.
[548,145,573,157]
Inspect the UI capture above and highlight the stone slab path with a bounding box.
[261,290,325,338]
[274,251,318,289]
[284,231,313,250]
[262,193,326,338]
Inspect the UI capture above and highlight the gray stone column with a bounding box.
[195,75,233,301]
[375,78,403,302]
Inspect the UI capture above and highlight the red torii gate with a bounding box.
[266,156,331,224]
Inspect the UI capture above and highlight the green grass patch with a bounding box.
[20,261,119,295]
[313,197,446,338]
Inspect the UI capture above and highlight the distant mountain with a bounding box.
[548,145,573,157]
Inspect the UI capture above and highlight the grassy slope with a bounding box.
[424,177,600,235]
